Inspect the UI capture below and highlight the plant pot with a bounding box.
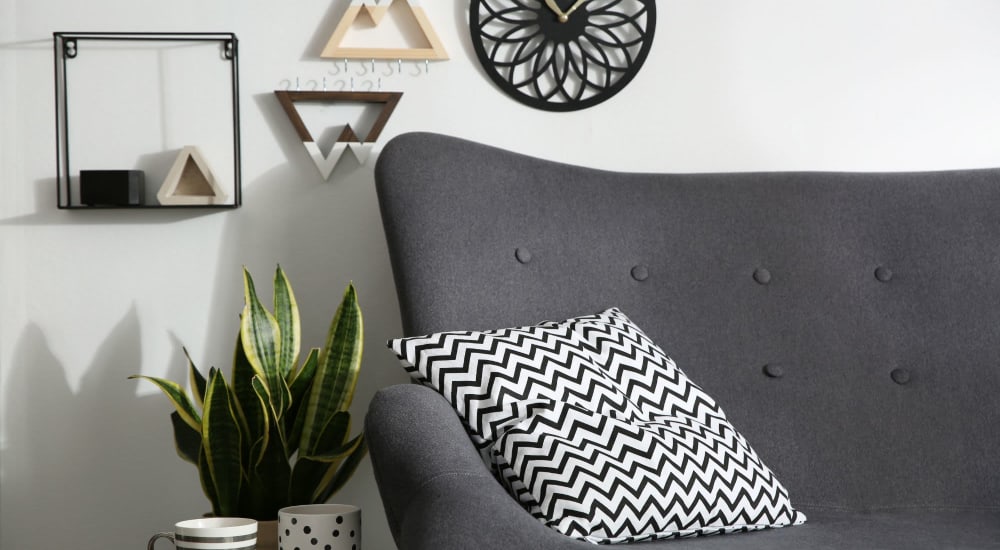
[279,504,361,550]
[257,519,278,550]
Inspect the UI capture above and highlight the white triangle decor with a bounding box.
[157,146,229,205]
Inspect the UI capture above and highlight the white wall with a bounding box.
[3,1,1000,549]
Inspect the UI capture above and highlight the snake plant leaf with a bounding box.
[241,449,291,519]
[202,369,242,517]
[322,284,363,413]
[232,331,263,455]
[198,446,222,516]
[170,411,201,465]
[288,347,319,399]
[241,267,291,419]
[301,431,363,463]
[241,413,292,520]
[313,411,351,456]
[274,265,301,379]
[313,435,367,504]
[289,411,352,504]
[129,375,201,433]
[250,376,274,466]
[299,284,362,456]
[287,454,326,505]
[285,348,319,443]
[184,347,207,409]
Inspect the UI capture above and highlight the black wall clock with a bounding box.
[470,0,656,112]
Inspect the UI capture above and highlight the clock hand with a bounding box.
[544,0,586,23]
[543,0,568,22]
[563,0,586,20]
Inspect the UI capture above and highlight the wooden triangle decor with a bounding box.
[157,146,229,205]
[320,0,448,60]
[275,90,402,179]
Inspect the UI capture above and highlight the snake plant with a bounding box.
[131,266,366,520]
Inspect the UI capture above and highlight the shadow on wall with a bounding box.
[1,310,203,549]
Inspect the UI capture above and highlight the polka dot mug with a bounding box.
[278,504,361,550]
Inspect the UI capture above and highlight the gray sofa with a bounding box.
[368,132,1000,549]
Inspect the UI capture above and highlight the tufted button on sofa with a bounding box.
[367,132,1000,549]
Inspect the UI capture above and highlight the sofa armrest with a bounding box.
[365,383,581,550]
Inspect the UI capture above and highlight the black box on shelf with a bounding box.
[80,170,145,206]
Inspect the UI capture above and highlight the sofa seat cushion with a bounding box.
[626,507,1000,550]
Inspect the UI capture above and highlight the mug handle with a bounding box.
[147,532,175,550]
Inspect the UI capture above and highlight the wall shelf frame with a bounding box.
[53,32,243,209]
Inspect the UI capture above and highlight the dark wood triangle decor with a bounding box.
[274,90,402,179]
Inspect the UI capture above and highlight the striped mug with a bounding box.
[147,517,258,550]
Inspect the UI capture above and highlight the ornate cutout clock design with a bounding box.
[469,0,656,112]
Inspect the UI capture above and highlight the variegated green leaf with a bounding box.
[299,284,362,456]
[241,414,291,519]
[130,375,201,433]
[198,446,221,516]
[322,284,363,413]
[274,266,301,379]
[250,376,274,466]
[288,348,319,398]
[289,411,351,504]
[241,267,291,419]
[231,330,261,461]
[202,369,242,517]
[313,435,367,503]
[312,411,351,456]
[285,348,319,443]
[301,431,363,463]
[287,455,325,505]
[184,347,207,409]
[170,411,201,465]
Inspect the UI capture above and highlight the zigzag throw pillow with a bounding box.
[493,403,806,544]
[565,308,731,426]
[388,308,806,543]
[388,316,647,458]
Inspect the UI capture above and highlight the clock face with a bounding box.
[469,0,656,112]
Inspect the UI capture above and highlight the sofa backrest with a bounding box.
[374,131,1000,510]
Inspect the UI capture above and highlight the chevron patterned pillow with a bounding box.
[389,308,736,447]
[389,316,648,458]
[567,308,732,426]
[389,308,806,542]
[493,403,807,543]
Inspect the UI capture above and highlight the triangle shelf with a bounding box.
[274,90,403,179]
[157,146,229,205]
[320,0,448,61]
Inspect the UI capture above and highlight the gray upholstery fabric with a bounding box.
[370,132,1000,548]
[366,384,1000,550]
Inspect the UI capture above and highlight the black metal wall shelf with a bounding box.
[53,32,242,210]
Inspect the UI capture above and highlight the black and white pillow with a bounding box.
[388,318,646,455]
[494,403,806,544]
[567,308,730,426]
[388,308,806,543]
